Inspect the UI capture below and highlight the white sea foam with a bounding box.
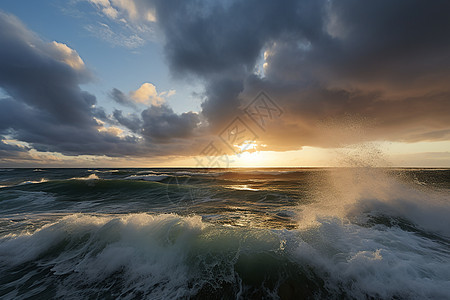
[291,217,450,299]
[0,211,448,299]
[296,168,450,237]
[124,174,169,181]
[90,169,119,173]
[0,213,207,298]
[286,166,450,298]
[136,170,162,174]
[17,178,48,185]
[70,174,100,180]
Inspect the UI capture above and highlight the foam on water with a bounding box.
[296,168,450,237]
[286,166,450,298]
[17,178,48,186]
[0,214,207,298]
[0,166,449,299]
[174,171,224,177]
[0,207,448,299]
[124,174,169,181]
[292,217,450,299]
[89,169,120,173]
[70,174,100,180]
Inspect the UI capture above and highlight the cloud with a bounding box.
[160,89,176,97]
[4,0,450,163]
[141,105,200,141]
[84,22,146,49]
[102,6,119,19]
[50,41,86,71]
[113,109,142,132]
[83,0,156,48]
[130,82,164,106]
[89,0,119,20]
[110,83,175,108]
[142,0,450,150]
[0,138,29,158]
[109,88,136,108]
[0,11,146,157]
[108,0,157,22]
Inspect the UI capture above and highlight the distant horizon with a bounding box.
[3,166,450,169]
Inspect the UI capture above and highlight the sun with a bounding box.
[231,141,267,167]
[231,151,266,167]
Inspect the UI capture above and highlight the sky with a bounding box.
[0,0,449,168]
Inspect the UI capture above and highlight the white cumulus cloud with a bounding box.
[130,83,164,106]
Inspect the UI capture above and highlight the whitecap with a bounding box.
[70,174,100,180]
[124,174,169,181]
[17,178,48,185]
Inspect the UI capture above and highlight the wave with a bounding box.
[88,169,120,173]
[291,217,450,299]
[295,168,450,238]
[0,191,56,213]
[236,169,299,175]
[136,170,165,175]
[0,178,48,189]
[17,178,48,186]
[174,171,225,177]
[0,212,448,299]
[69,174,100,181]
[1,168,449,298]
[124,174,169,181]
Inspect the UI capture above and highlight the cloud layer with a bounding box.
[147,0,450,150]
[2,0,450,163]
[0,12,145,157]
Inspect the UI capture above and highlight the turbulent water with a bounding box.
[0,168,449,299]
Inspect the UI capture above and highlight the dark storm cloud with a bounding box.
[199,73,244,129]
[3,0,450,161]
[113,109,142,133]
[0,136,29,158]
[141,105,200,141]
[0,96,145,157]
[0,11,148,157]
[109,88,137,108]
[149,0,325,129]
[152,0,321,76]
[143,0,450,148]
[0,14,94,126]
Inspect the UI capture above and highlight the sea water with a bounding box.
[0,168,449,299]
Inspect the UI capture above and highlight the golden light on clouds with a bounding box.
[51,41,85,70]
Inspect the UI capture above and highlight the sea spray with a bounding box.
[0,168,448,299]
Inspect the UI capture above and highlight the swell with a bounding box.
[0,213,449,299]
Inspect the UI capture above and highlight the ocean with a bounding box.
[0,168,449,299]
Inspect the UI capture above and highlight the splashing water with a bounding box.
[0,167,448,299]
